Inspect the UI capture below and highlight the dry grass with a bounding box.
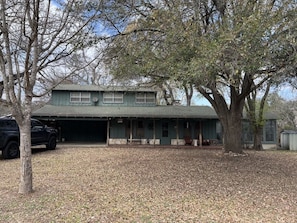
[1,146,297,223]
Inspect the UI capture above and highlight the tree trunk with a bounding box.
[184,84,193,106]
[221,110,244,154]
[18,115,33,194]
[253,126,263,150]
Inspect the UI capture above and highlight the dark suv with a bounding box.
[0,117,57,159]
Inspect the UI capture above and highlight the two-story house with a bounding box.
[33,84,220,146]
[33,84,278,149]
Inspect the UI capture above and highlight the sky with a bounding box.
[278,85,297,101]
[48,0,297,107]
[191,85,297,107]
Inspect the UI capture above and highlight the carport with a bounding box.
[40,118,107,143]
[58,119,107,143]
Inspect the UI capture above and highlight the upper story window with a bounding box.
[70,92,91,103]
[103,92,123,103]
[135,92,155,104]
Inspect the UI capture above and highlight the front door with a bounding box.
[161,121,170,145]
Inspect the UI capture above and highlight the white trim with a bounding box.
[103,92,123,104]
[70,92,91,103]
[135,92,155,104]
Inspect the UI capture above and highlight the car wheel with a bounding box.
[3,141,20,159]
[46,136,57,150]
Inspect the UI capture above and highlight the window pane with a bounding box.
[103,93,112,103]
[265,120,275,142]
[71,92,80,97]
[70,92,90,103]
[0,120,17,128]
[81,97,90,102]
[136,93,155,104]
[146,95,155,103]
[103,92,123,103]
[70,97,80,102]
[146,93,155,103]
[242,122,253,142]
[103,98,113,103]
[136,93,145,103]
[114,98,123,103]
[114,93,123,103]
[81,93,90,102]
[114,93,123,98]
[70,92,80,102]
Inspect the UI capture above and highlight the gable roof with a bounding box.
[53,84,159,93]
[33,105,218,119]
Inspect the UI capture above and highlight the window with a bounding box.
[70,92,91,103]
[135,92,155,104]
[242,120,276,143]
[264,120,275,142]
[242,121,253,142]
[0,120,17,129]
[31,120,44,130]
[103,92,123,103]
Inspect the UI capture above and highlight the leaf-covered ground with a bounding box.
[1,146,297,223]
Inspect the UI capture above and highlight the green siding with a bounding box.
[51,91,70,106]
[144,120,154,139]
[51,90,156,107]
[202,120,217,139]
[110,120,126,138]
[107,118,219,145]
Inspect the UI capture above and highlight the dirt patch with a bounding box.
[0,147,296,222]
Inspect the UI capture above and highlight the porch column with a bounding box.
[129,119,133,144]
[106,119,110,146]
[176,119,179,145]
[153,119,156,145]
[199,121,203,147]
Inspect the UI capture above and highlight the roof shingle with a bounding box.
[33,105,218,119]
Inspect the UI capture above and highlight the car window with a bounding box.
[0,120,18,129]
[31,120,44,129]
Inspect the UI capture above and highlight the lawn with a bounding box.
[1,146,297,223]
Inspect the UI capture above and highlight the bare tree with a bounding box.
[0,0,105,194]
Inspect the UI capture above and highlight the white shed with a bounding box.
[280,130,297,151]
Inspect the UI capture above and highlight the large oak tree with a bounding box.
[105,0,297,153]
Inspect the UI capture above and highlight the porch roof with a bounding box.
[33,105,218,119]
